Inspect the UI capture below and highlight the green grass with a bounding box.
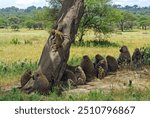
[1,87,150,101]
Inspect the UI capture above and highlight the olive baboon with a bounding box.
[95,59,108,75]
[20,70,32,88]
[61,69,78,89]
[80,55,96,82]
[27,69,50,95]
[132,48,142,68]
[93,54,104,68]
[96,66,105,79]
[106,55,118,72]
[117,45,131,66]
[74,66,86,85]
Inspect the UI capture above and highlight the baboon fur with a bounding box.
[80,55,96,82]
[95,59,108,76]
[132,48,142,67]
[20,69,32,88]
[117,45,131,65]
[61,69,78,87]
[74,66,86,85]
[66,64,79,73]
[93,54,104,68]
[27,69,50,95]
[106,55,118,72]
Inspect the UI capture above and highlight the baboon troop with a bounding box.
[80,55,96,82]
[117,45,131,66]
[20,45,145,95]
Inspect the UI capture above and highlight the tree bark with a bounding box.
[38,0,84,86]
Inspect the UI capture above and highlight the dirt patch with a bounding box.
[67,68,150,94]
[1,68,150,94]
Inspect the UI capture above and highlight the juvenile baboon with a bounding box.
[117,45,131,66]
[80,55,96,82]
[20,69,32,88]
[74,66,86,85]
[93,54,104,68]
[95,59,108,75]
[27,69,50,95]
[106,55,118,72]
[50,29,64,51]
[132,48,142,68]
[96,66,105,79]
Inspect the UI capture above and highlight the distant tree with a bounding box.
[139,16,150,30]
[8,16,20,31]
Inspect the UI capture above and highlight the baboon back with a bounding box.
[106,55,118,72]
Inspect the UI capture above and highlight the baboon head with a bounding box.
[95,54,104,63]
[120,45,128,53]
[83,55,90,61]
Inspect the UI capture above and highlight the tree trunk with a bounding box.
[38,0,84,86]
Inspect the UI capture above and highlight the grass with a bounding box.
[1,87,150,101]
[1,28,150,100]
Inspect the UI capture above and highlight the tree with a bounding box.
[8,16,20,31]
[139,16,150,30]
[118,12,136,31]
[37,0,84,89]
[78,0,121,41]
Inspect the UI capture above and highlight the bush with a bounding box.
[140,46,150,65]
[10,38,21,45]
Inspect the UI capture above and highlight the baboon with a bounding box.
[93,54,104,68]
[80,55,96,82]
[20,69,32,88]
[117,45,131,66]
[50,29,64,51]
[27,69,50,95]
[132,48,142,68]
[95,59,108,75]
[74,66,86,85]
[106,55,118,72]
[61,69,78,89]
[96,66,105,79]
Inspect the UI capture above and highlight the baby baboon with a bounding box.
[132,48,142,68]
[74,66,86,85]
[80,55,96,82]
[117,45,131,66]
[28,69,50,95]
[106,55,118,72]
[93,54,104,68]
[96,65,105,79]
[95,59,108,75]
[20,69,32,88]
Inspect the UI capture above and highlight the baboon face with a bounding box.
[120,45,128,53]
[134,48,141,56]
[75,66,82,77]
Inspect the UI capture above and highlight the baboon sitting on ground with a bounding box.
[117,45,131,66]
[132,48,142,68]
[20,69,32,89]
[80,55,96,82]
[61,69,78,90]
[93,54,104,68]
[106,55,118,72]
[95,59,108,79]
[27,69,50,95]
[74,66,86,85]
